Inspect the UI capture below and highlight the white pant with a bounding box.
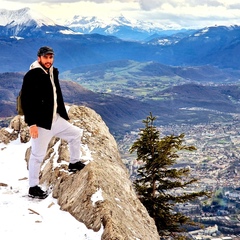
[28,114,83,187]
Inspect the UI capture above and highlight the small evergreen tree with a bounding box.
[130,113,210,238]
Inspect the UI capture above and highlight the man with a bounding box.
[21,46,85,199]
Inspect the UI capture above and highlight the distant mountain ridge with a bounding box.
[62,60,240,88]
[0,8,192,41]
[0,7,74,37]
[0,72,150,134]
[2,71,240,134]
[0,7,55,26]
[64,14,189,41]
[0,8,240,72]
[1,8,240,132]
[157,25,240,69]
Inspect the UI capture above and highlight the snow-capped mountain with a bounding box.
[1,7,240,72]
[0,7,55,26]
[0,8,191,40]
[65,14,185,41]
[0,7,75,37]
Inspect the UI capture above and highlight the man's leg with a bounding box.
[28,127,53,187]
[52,115,83,164]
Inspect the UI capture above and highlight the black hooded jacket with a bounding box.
[21,65,69,130]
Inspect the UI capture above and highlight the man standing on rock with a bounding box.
[21,46,85,199]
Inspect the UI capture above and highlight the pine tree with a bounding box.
[130,113,210,237]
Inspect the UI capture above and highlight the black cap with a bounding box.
[37,46,54,56]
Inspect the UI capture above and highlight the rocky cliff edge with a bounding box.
[0,105,159,240]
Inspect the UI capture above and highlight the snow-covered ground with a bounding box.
[0,131,103,240]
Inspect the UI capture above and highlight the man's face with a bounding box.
[38,54,54,69]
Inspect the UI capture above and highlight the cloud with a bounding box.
[2,0,135,3]
[187,0,223,7]
[138,0,226,11]
[2,0,240,11]
[228,3,240,9]
[138,0,160,11]
[2,0,240,29]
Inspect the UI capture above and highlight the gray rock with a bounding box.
[0,105,160,240]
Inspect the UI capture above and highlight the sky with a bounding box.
[1,0,240,28]
[0,124,103,240]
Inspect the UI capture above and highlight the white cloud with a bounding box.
[1,0,240,28]
[139,0,162,11]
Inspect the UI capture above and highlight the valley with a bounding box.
[118,115,240,236]
[60,60,240,102]
[60,60,240,236]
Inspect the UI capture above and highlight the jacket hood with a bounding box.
[30,60,53,75]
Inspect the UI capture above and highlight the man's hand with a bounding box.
[29,125,38,139]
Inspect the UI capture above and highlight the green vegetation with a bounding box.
[61,61,186,101]
[129,113,210,238]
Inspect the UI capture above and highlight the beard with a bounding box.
[39,60,52,70]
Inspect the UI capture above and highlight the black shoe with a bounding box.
[68,161,85,173]
[28,186,48,199]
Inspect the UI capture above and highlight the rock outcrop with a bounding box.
[0,105,160,240]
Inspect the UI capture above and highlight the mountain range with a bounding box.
[0,7,191,41]
[0,8,74,38]
[0,72,150,135]
[0,8,240,73]
[1,8,240,136]
[0,8,240,72]
[2,68,240,136]
[64,14,190,41]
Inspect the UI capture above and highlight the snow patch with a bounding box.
[91,188,104,206]
[0,133,103,239]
